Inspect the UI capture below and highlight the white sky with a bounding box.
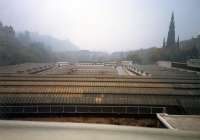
[0,0,200,52]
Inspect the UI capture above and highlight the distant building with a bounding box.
[163,12,179,48]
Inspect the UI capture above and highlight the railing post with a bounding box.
[125,106,127,114]
[36,105,39,113]
[75,105,77,113]
[163,107,166,113]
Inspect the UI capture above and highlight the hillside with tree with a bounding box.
[17,32,79,52]
[0,21,80,66]
[0,21,58,65]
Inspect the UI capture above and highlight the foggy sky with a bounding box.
[0,0,200,52]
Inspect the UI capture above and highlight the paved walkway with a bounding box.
[0,120,199,140]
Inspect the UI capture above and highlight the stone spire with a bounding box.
[163,37,166,48]
[177,36,180,48]
[166,12,175,47]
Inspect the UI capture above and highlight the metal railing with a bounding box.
[0,105,166,115]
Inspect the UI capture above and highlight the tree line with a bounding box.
[127,35,200,64]
[0,22,56,66]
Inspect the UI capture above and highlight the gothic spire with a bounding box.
[163,37,166,48]
[177,36,180,48]
[166,12,175,47]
